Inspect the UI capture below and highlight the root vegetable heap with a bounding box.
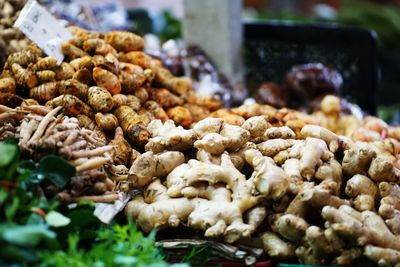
[0,26,222,149]
[125,117,400,266]
[0,103,119,201]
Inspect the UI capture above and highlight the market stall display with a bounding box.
[1,3,400,266]
[0,0,30,68]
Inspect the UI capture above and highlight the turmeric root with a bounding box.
[45,94,94,117]
[109,127,132,166]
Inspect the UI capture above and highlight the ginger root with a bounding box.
[128,151,185,187]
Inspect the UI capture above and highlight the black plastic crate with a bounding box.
[244,21,378,114]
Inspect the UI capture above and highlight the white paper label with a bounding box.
[14,0,72,64]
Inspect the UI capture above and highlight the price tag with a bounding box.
[14,0,72,64]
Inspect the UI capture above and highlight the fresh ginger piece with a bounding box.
[378,204,400,235]
[272,214,309,242]
[166,164,191,197]
[245,206,267,231]
[194,133,229,155]
[299,137,329,180]
[379,182,400,199]
[245,149,289,199]
[184,153,257,210]
[242,116,269,143]
[261,232,296,259]
[219,123,250,152]
[315,159,342,195]
[342,142,376,176]
[192,117,224,138]
[285,182,314,217]
[187,184,254,243]
[364,245,400,267]
[301,187,350,208]
[283,158,302,182]
[128,151,185,187]
[306,226,334,258]
[296,247,323,265]
[265,126,296,140]
[332,248,363,265]
[126,185,194,232]
[368,156,400,182]
[145,120,196,153]
[95,113,118,133]
[345,174,378,211]
[322,206,400,251]
[301,125,340,152]
[257,139,297,157]
[194,124,249,154]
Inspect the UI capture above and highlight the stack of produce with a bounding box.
[0,24,400,266]
[126,117,400,266]
[0,26,221,200]
[0,0,30,68]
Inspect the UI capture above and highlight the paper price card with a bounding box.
[14,0,72,64]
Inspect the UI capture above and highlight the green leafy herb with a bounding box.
[37,156,75,188]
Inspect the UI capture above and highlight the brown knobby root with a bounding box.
[368,156,400,183]
[271,214,309,242]
[128,151,185,187]
[322,205,400,251]
[342,142,376,176]
[125,179,195,232]
[194,123,250,154]
[242,116,269,143]
[74,193,119,203]
[299,137,330,180]
[314,159,342,194]
[257,139,298,157]
[345,174,378,211]
[145,120,196,153]
[265,126,296,140]
[301,125,340,152]
[245,149,289,199]
[261,232,296,259]
[379,182,400,235]
[75,156,111,172]
[364,245,400,267]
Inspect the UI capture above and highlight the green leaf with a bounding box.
[3,224,56,247]
[38,156,75,188]
[0,243,38,263]
[45,211,71,227]
[0,143,18,167]
[0,188,8,205]
[5,197,20,221]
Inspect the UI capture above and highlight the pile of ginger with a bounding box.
[125,116,400,266]
[0,24,400,265]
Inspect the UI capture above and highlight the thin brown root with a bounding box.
[74,193,119,203]
[75,156,111,172]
